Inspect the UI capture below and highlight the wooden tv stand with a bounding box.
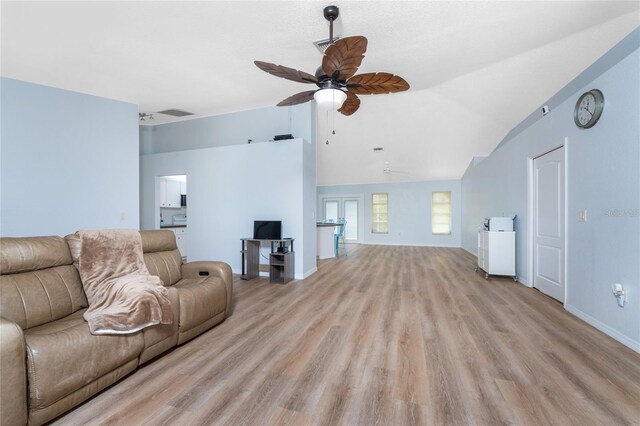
[240,238,294,284]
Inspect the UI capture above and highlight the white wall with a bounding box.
[140,139,313,278]
[461,38,639,351]
[1,78,139,237]
[293,104,318,277]
[318,180,461,247]
[140,105,308,155]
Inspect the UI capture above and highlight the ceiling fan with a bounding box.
[383,161,410,176]
[254,5,410,116]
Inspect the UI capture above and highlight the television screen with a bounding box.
[253,221,282,240]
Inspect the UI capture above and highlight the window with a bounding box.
[432,191,452,235]
[324,200,339,223]
[371,193,388,233]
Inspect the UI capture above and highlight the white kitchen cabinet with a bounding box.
[180,181,187,195]
[477,230,516,280]
[173,227,188,259]
[159,178,181,208]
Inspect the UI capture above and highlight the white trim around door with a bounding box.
[527,140,568,303]
[320,194,364,243]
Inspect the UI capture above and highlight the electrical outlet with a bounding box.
[612,283,626,308]
[578,210,587,222]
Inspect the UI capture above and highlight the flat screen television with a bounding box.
[253,220,282,240]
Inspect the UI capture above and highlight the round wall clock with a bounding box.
[574,89,604,129]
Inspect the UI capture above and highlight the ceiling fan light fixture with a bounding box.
[314,88,347,110]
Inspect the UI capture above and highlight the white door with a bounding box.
[322,196,361,242]
[533,147,565,302]
[323,199,339,223]
[343,199,359,240]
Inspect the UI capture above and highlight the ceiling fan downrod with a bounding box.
[323,5,339,44]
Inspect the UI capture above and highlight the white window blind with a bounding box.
[432,191,452,235]
[371,193,388,234]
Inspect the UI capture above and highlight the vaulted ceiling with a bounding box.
[2,1,638,185]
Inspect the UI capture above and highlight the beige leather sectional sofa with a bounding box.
[0,230,232,425]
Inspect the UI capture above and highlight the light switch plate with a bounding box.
[578,210,587,222]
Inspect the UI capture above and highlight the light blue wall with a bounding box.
[140,102,316,278]
[140,104,312,154]
[299,103,318,276]
[318,180,461,247]
[0,78,139,237]
[461,29,640,351]
[141,139,315,278]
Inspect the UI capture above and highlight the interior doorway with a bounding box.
[156,174,188,258]
[321,196,363,243]
[531,146,565,302]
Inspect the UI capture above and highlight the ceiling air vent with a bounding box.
[157,109,194,117]
[312,36,341,54]
[373,147,384,152]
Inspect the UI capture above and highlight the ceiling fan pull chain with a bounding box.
[332,94,336,135]
[331,91,336,136]
[326,110,330,144]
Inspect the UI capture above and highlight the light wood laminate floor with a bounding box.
[53,245,640,425]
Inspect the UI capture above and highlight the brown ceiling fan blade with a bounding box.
[347,72,410,95]
[277,90,317,107]
[322,36,368,81]
[254,61,318,84]
[338,92,361,116]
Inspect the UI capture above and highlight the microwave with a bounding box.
[180,194,187,207]
[484,216,514,232]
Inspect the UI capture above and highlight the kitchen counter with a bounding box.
[317,222,339,259]
[160,224,187,229]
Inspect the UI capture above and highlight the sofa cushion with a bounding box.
[139,285,180,364]
[174,277,227,334]
[140,230,183,286]
[144,251,183,287]
[0,236,72,274]
[0,265,88,330]
[0,236,88,330]
[24,310,144,410]
[140,230,176,253]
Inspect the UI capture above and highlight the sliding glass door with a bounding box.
[343,200,358,240]
[322,196,362,242]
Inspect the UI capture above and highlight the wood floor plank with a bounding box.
[50,244,640,425]
[393,289,429,406]
[354,367,394,426]
[392,399,430,426]
[311,364,361,426]
[281,325,347,413]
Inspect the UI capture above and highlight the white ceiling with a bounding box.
[2,1,639,184]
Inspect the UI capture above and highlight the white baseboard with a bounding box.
[298,267,317,280]
[230,268,268,277]
[232,267,317,281]
[565,304,640,353]
[363,242,461,248]
[462,246,477,257]
[517,277,531,287]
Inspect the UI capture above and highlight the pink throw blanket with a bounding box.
[77,229,173,334]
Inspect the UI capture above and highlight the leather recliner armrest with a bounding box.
[181,261,233,317]
[0,317,28,426]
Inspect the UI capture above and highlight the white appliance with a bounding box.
[484,216,514,232]
[172,214,187,226]
[477,230,516,280]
